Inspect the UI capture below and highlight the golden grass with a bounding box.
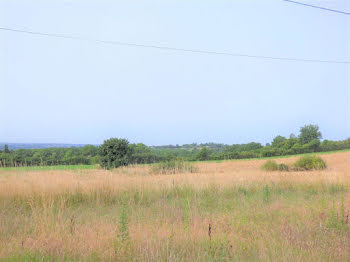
[1,151,350,261]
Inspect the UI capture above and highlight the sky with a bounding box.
[0,0,349,146]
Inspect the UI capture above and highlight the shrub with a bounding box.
[151,159,197,174]
[98,138,132,169]
[278,163,289,171]
[261,160,278,171]
[293,155,326,170]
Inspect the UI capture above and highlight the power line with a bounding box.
[283,0,350,15]
[0,26,349,65]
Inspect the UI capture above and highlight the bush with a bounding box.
[278,163,289,171]
[293,155,326,171]
[261,160,278,171]
[151,159,197,174]
[98,138,132,169]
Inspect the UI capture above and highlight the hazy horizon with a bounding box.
[1,0,349,146]
[0,122,348,147]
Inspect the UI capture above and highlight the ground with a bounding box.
[1,151,350,261]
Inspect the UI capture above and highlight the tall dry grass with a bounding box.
[1,151,350,261]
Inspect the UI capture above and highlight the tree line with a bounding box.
[0,125,349,168]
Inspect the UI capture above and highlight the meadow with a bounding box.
[1,151,350,261]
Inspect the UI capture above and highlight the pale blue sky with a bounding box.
[0,0,349,145]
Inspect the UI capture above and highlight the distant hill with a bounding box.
[0,142,228,151]
[150,143,228,151]
[0,143,92,150]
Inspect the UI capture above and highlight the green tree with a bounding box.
[271,136,287,148]
[196,147,211,161]
[130,143,150,154]
[63,150,73,164]
[4,144,10,153]
[291,142,303,154]
[299,124,322,145]
[81,145,98,157]
[98,138,132,169]
[302,139,321,153]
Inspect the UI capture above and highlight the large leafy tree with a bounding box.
[271,136,287,148]
[299,124,322,145]
[98,138,132,169]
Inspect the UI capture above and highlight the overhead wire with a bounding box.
[0,26,349,64]
[283,0,350,15]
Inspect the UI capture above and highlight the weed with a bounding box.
[182,198,191,230]
[118,193,129,241]
[278,163,289,171]
[208,223,212,243]
[263,185,270,203]
[70,215,75,235]
[151,159,197,174]
[327,196,348,230]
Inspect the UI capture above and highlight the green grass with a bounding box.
[0,165,99,171]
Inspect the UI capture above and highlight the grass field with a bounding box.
[192,148,350,163]
[0,165,98,172]
[1,151,350,261]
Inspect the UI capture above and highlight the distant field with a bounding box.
[0,165,98,171]
[1,151,350,261]
[197,148,350,163]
